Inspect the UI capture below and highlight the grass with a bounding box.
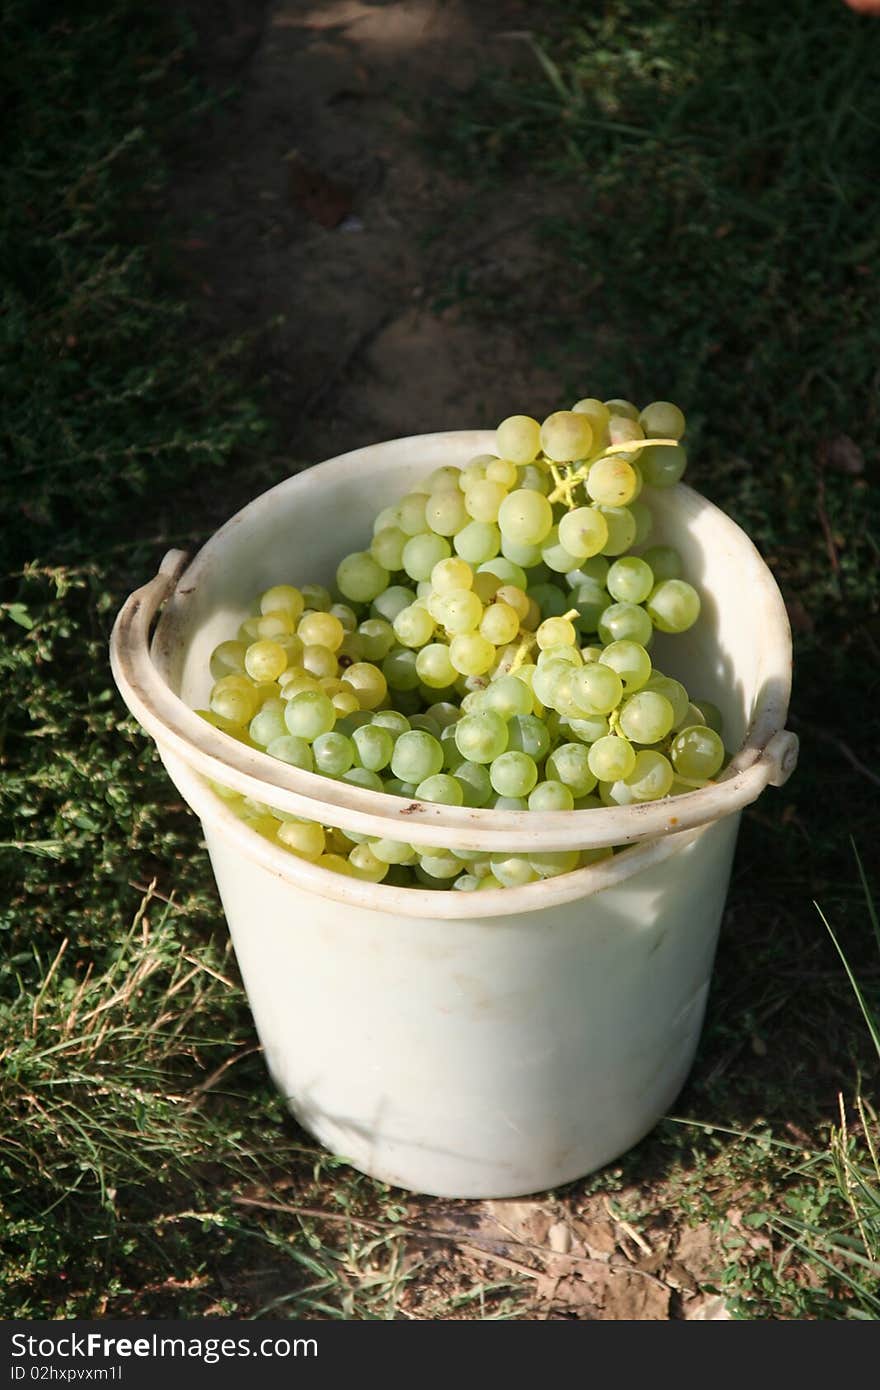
[1,0,879,1319]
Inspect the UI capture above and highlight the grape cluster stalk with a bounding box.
[197,396,727,891]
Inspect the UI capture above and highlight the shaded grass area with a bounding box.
[2,0,879,1320]
[423,0,880,1316]
[0,1,419,1320]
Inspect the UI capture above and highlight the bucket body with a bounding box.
[112,431,796,1198]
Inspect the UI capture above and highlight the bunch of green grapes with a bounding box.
[197,395,728,890]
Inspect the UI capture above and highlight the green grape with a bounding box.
[566,713,610,744]
[353,724,394,772]
[449,632,496,676]
[370,526,408,571]
[397,493,429,536]
[284,690,336,741]
[529,848,581,878]
[465,479,508,523]
[348,843,389,882]
[425,701,460,729]
[606,557,654,605]
[330,602,357,630]
[570,580,609,633]
[529,780,575,812]
[334,710,373,736]
[603,398,639,421]
[409,714,441,738]
[545,743,597,797]
[432,556,473,593]
[506,714,551,761]
[571,662,623,716]
[491,796,528,811]
[597,505,638,556]
[357,618,396,662]
[643,673,690,728]
[639,401,686,440]
[434,588,484,634]
[566,555,609,587]
[383,647,421,691]
[336,552,390,603]
[536,643,581,668]
[454,711,509,764]
[425,490,468,536]
[371,709,411,739]
[451,760,492,807]
[483,674,534,720]
[517,463,551,494]
[453,521,501,565]
[570,398,610,443]
[452,874,482,892]
[415,643,458,689]
[426,465,463,492]
[210,639,248,680]
[260,585,305,620]
[625,750,674,801]
[640,443,687,488]
[497,489,554,545]
[646,579,701,633]
[693,699,724,736]
[597,602,654,648]
[480,601,520,646]
[266,734,314,771]
[586,456,638,507]
[640,546,682,582]
[392,604,435,649]
[500,535,544,568]
[599,640,652,692]
[489,855,539,887]
[541,529,584,574]
[629,499,654,546]
[390,729,444,782]
[342,767,384,793]
[557,506,609,560]
[670,725,725,779]
[277,819,325,860]
[370,837,418,865]
[302,644,338,680]
[540,410,593,462]
[210,675,259,726]
[371,585,416,623]
[337,632,365,665]
[249,701,288,748]
[478,557,528,592]
[527,581,569,619]
[532,657,577,710]
[402,532,451,582]
[419,850,464,879]
[312,731,355,776]
[588,735,637,781]
[618,690,675,744]
[489,751,538,798]
[384,778,417,799]
[340,661,388,709]
[414,773,464,806]
[459,455,493,489]
[496,413,542,465]
[487,457,518,487]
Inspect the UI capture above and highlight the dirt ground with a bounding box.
[167,0,733,1320]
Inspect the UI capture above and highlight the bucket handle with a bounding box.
[110,550,800,854]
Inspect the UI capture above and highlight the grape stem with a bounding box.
[547,437,680,508]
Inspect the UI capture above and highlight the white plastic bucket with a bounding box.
[110,431,798,1198]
